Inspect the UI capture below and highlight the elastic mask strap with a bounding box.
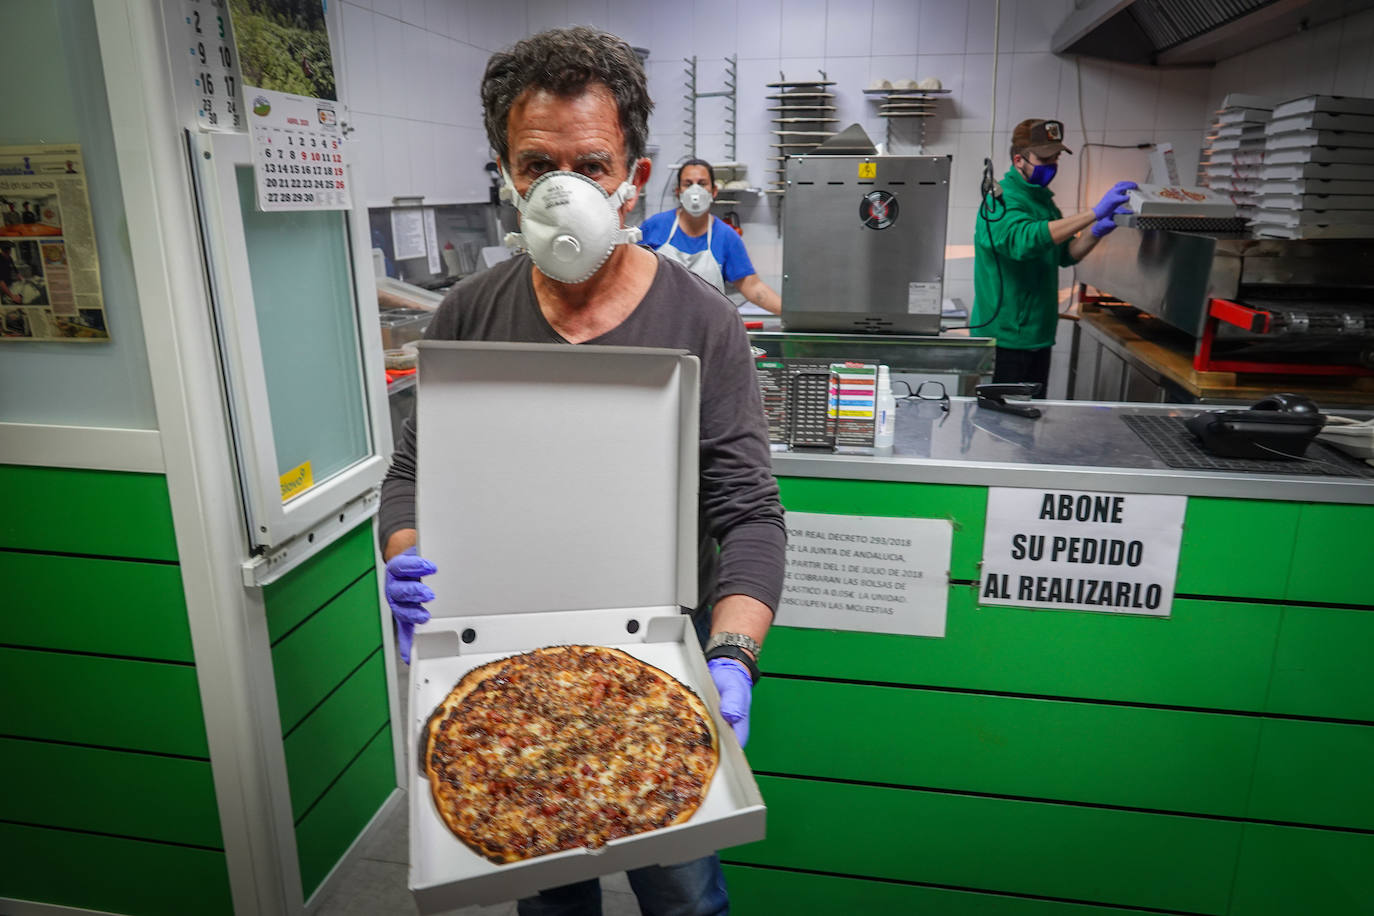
[612,182,642,245]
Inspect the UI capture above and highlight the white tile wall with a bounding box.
[1206,7,1374,106]
[336,0,1252,290]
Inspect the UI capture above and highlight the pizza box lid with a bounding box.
[407,613,766,910]
[413,341,700,620]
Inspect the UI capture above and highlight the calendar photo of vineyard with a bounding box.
[228,0,337,101]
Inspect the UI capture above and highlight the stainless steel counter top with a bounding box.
[770,398,1374,505]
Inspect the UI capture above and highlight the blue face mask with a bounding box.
[1027,162,1057,187]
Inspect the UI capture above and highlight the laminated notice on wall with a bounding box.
[777,512,953,638]
[0,145,108,341]
[980,487,1186,617]
[228,0,350,211]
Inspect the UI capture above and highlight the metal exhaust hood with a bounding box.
[1052,0,1374,66]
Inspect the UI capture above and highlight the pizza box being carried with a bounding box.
[407,341,766,912]
[1126,184,1238,219]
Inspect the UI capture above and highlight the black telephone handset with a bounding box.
[1185,393,1325,459]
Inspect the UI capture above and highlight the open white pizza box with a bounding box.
[408,341,766,912]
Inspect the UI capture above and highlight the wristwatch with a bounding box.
[704,631,762,659]
[704,645,760,684]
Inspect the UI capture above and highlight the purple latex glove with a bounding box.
[1091,215,1118,238]
[1093,181,1138,220]
[708,657,754,747]
[386,547,436,663]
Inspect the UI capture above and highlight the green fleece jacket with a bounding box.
[971,168,1080,351]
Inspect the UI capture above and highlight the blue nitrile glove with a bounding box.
[1093,181,1138,220]
[708,657,754,747]
[386,547,436,664]
[1091,215,1118,237]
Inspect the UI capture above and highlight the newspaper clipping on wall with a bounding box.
[0,144,108,342]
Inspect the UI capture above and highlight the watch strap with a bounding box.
[704,644,760,683]
[704,631,762,657]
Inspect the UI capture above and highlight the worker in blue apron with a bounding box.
[639,158,782,314]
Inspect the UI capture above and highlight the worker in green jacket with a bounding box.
[972,118,1135,394]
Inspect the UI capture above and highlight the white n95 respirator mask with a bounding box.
[679,184,712,217]
[501,170,641,284]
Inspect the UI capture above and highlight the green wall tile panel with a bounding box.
[0,648,209,757]
[263,521,377,643]
[722,865,1159,916]
[284,651,389,820]
[0,737,222,848]
[1229,823,1374,916]
[766,590,1281,712]
[1247,718,1374,831]
[1176,497,1298,600]
[295,725,395,897]
[272,571,383,734]
[1267,605,1374,721]
[749,680,1261,817]
[1287,503,1374,606]
[0,822,232,916]
[0,552,193,661]
[0,465,178,561]
[777,478,987,580]
[727,776,1241,914]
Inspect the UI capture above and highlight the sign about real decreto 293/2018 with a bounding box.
[980,488,1186,617]
[777,512,953,638]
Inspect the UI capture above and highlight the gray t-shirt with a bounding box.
[379,251,786,613]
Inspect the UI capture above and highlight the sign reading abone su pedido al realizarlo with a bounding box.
[980,488,1186,617]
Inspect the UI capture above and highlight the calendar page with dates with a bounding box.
[179,0,244,132]
[224,0,350,211]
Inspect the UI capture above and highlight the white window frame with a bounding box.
[189,129,390,554]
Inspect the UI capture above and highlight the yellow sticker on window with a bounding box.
[858,162,877,179]
[280,460,315,503]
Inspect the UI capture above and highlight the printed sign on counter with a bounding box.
[777,512,952,638]
[980,488,1186,617]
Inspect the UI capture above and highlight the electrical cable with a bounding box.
[945,158,1008,332]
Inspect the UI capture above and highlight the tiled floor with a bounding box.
[313,795,644,916]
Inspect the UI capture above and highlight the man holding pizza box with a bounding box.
[377,26,786,916]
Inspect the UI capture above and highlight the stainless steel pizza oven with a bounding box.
[781,154,951,335]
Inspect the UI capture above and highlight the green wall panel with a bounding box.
[272,571,383,734]
[0,822,232,916]
[1267,604,1374,722]
[749,680,1261,817]
[0,552,193,661]
[295,725,396,897]
[777,478,987,580]
[0,465,178,561]
[1229,823,1374,916]
[1247,718,1374,831]
[284,651,389,820]
[0,737,222,848]
[766,590,1281,712]
[1176,497,1298,600]
[1287,503,1374,606]
[723,865,1159,916]
[0,648,209,757]
[726,776,1241,914]
[263,521,377,643]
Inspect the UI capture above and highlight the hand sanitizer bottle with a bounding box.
[874,365,896,452]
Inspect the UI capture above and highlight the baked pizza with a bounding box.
[423,645,719,863]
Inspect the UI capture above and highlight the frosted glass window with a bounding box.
[236,167,369,488]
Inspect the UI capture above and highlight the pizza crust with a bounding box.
[422,645,719,864]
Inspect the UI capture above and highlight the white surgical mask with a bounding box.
[501,169,640,284]
[679,184,712,217]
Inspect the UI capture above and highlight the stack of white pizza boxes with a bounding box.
[1199,93,1273,220]
[406,341,765,912]
[1252,94,1374,239]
